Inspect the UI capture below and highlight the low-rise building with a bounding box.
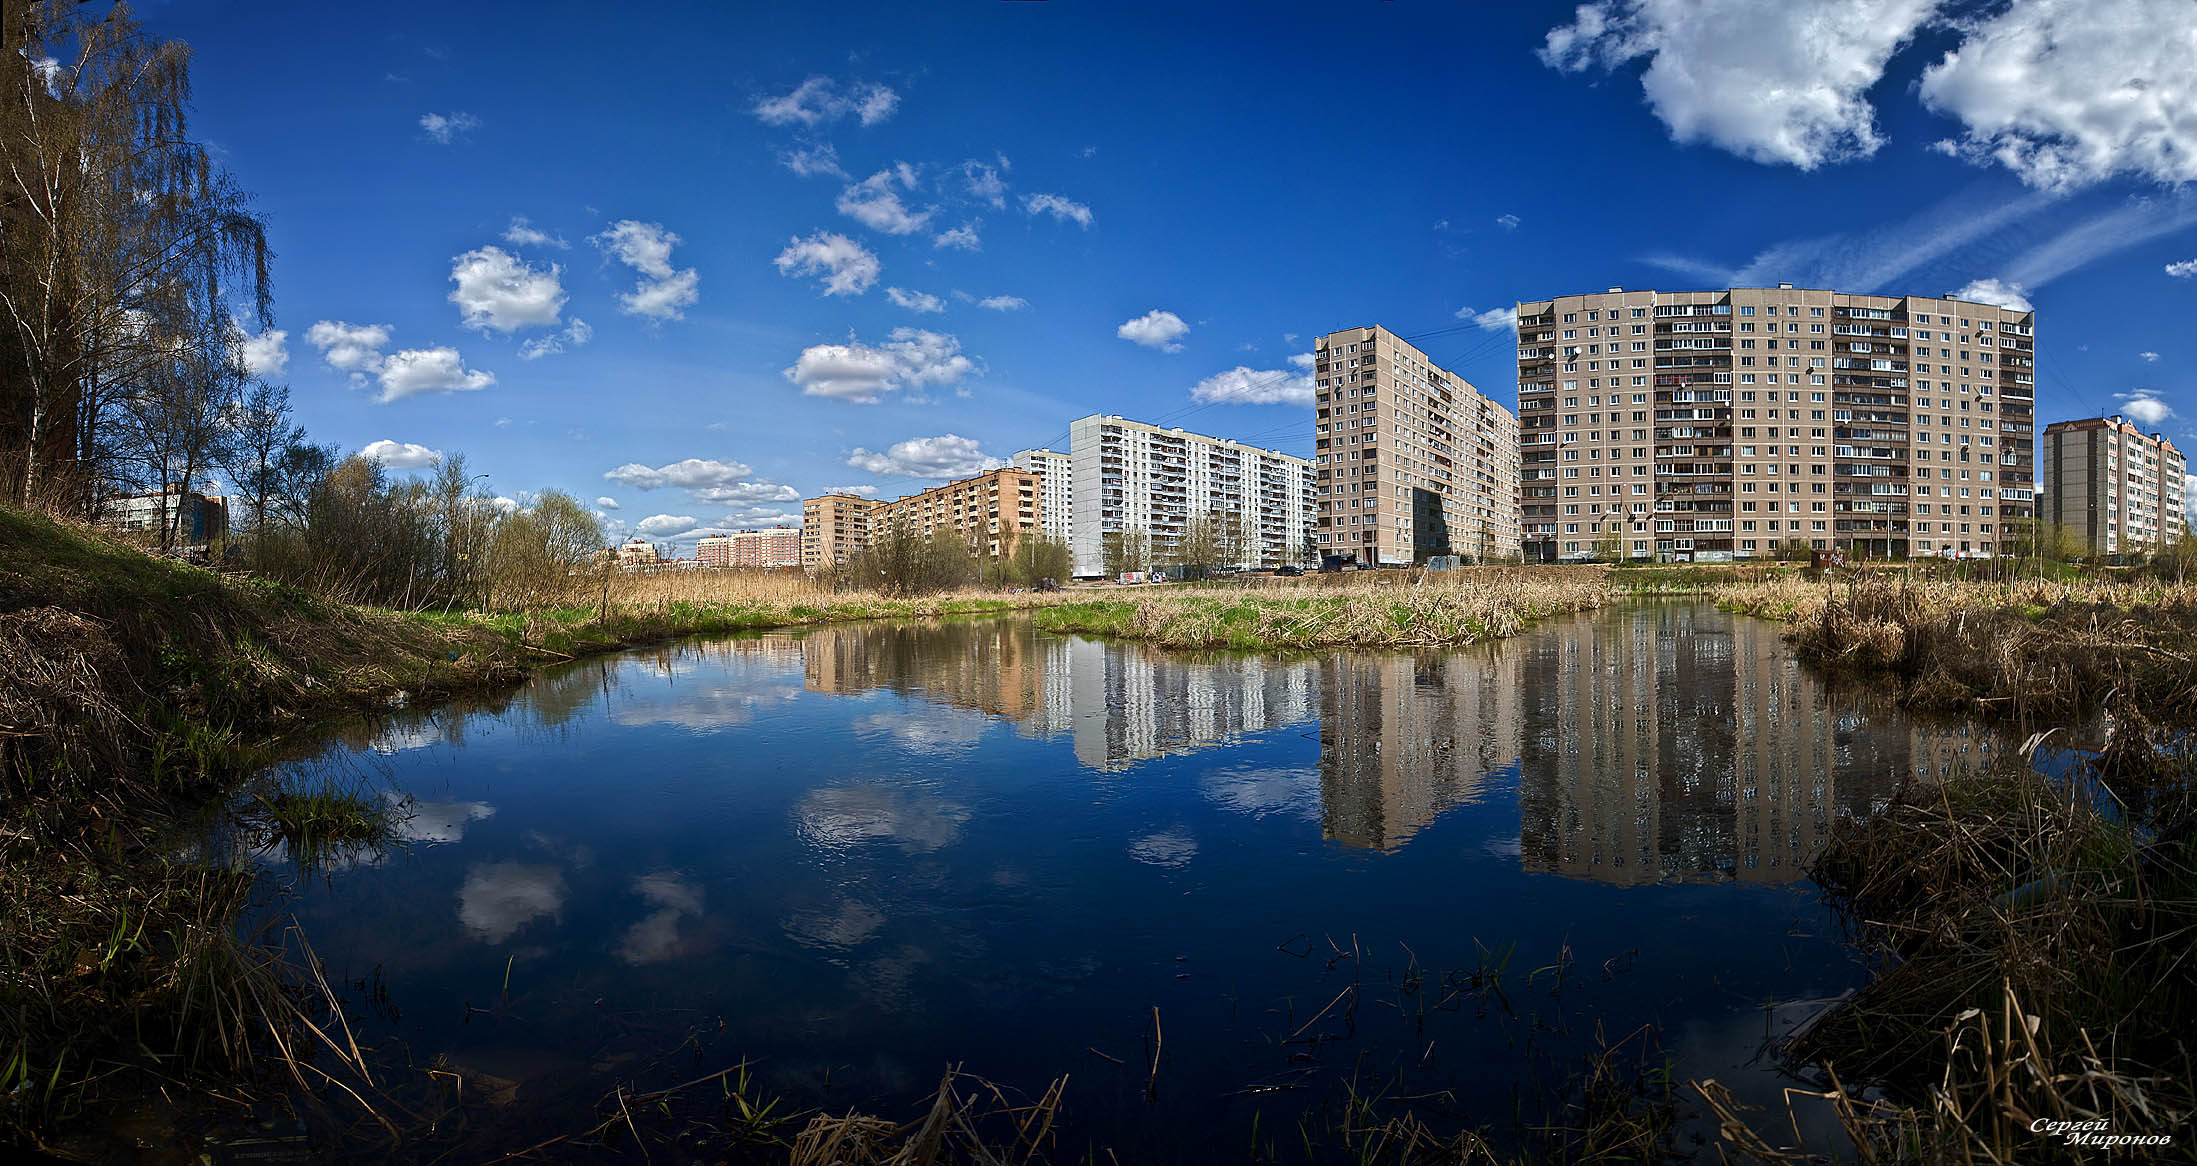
[105,487,228,543]
[616,537,660,569]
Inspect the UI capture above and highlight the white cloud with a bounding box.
[780,142,849,179]
[886,287,945,313]
[305,320,391,373]
[376,347,495,403]
[1951,277,2034,312]
[837,167,932,235]
[784,328,978,403]
[602,458,756,491]
[2118,393,2173,425]
[773,231,880,297]
[636,513,700,537]
[502,217,567,249]
[2141,351,2161,362]
[518,318,593,360]
[592,220,701,320]
[238,327,287,377]
[449,245,566,333]
[418,111,480,144]
[816,484,879,497]
[933,222,982,251]
[1117,309,1189,352]
[961,158,1008,207]
[689,482,801,507]
[1189,361,1316,406]
[752,77,900,127]
[596,496,620,509]
[1541,0,1941,170]
[2187,474,2197,523]
[1454,305,1520,331]
[977,295,1028,311]
[1023,192,1093,227]
[1496,213,1521,230]
[359,439,442,468]
[1920,0,2197,191]
[844,434,1005,479]
[2167,259,2197,278]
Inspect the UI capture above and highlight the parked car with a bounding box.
[1274,564,1304,577]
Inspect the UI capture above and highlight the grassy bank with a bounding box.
[1031,573,1614,649]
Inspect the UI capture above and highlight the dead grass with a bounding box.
[1717,572,2197,723]
[1033,573,1615,650]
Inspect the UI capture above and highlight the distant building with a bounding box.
[2043,415,2187,555]
[802,493,883,569]
[1067,415,1315,577]
[1512,285,2037,561]
[1315,326,1520,566]
[879,466,1040,558]
[1010,448,1074,543]
[105,487,228,543]
[697,531,796,568]
[616,537,660,568]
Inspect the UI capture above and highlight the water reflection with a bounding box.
[263,605,2010,1162]
[457,862,568,943]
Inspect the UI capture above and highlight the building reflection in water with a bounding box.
[1315,644,1525,852]
[773,610,1986,879]
[797,621,1318,773]
[1516,606,1919,884]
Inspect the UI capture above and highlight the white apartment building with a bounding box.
[1010,447,1074,542]
[1067,414,1317,578]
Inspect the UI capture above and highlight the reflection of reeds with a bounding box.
[1032,575,1614,650]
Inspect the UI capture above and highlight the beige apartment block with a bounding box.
[2043,415,2187,555]
[801,493,882,569]
[1514,286,2037,561]
[878,466,1041,558]
[1311,326,1521,566]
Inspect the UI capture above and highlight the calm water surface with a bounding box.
[262,603,2001,1160]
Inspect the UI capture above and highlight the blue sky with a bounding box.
[152,0,2197,547]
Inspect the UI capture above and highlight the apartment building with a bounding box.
[1515,286,2038,561]
[1066,414,1316,578]
[878,466,1041,558]
[1311,326,1521,567]
[801,493,882,569]
[2043,416,2187,555]
[1010,447,1074,542]
[700,527,802,568]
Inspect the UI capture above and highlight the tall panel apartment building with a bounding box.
[1010,448,1074,542]
[1066,414,1316,578]
[1310,327,1521,566]
[2043,416,2187,554]
[1515,286,2037,561]
[801,493,882,569]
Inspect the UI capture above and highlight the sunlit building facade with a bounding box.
[1515,286,2038,561]
[2042,415,2187,556]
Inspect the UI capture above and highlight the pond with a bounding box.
[256,602,2004,1161]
